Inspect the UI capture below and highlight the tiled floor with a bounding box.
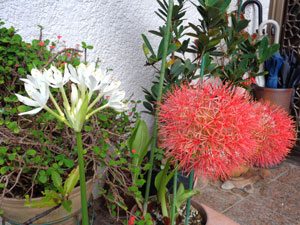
[193,158,300,225]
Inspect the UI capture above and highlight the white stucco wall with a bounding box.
[0,0,270,126]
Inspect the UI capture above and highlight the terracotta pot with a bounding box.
[228,165,250,178]
[252,84,293,113]
[1,179,94,225]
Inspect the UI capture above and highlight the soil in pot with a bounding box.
[140,169,190,197]
[131,199,207,225]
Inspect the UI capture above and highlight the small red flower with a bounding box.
[66,52,71,57]
[76,43,80,46]
[27,45,31,48]
[105,96,110,99]
[129,112,133,115]
[78,53,82,57]
[61,62,66,66]
[50,45,55,49]
[132,149,136,153]
[15,64,19,67]
[128,216,135,225]
[38,42,45,46]
[57,35,62,39]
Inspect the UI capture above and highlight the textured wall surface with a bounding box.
[0,0,270,125]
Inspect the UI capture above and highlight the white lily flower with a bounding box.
[103,80,121,95]
[20,68,48,89]
[106,90,128,112]
[16,81,49,115]
[45,65,70,88]
[86,69,111,94]
[69,63,87,86]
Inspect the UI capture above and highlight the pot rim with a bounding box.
[252,84,293,92]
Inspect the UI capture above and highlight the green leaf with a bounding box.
[0,166,9,174]
[38,175,47,183]
[17,105,30,112]
[62,200,72,213]
[0,147,8,154]
[51,170,62,188]
[141,34,156,57]
[63,159,74,168]
[64,166,80,196]
[175,183,200,210]
[26,149,36,156]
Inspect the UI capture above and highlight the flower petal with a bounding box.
[15,94,39,107]
[19,107,43,115]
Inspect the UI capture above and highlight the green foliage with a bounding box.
[142,0,280,113]
[0,20,140,219]
[25,166,79,213]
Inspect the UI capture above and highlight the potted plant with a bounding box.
[0,21,137,224]
[134,0,296,224]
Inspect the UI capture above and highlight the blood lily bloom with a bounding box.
[250,102,296,167]
[158,82,260,180]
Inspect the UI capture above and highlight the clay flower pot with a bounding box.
[1,179,94,225]
[252,84,293,113]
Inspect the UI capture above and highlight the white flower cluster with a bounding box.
[16,63,128,132]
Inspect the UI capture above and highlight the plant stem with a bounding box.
[185,169,194,225]
[49,92,64,116]
[143,0,174,216]
[171,164,178,225]
[86,104,107,119]
[76,131,89,225]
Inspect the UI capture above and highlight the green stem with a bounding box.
[86,104,107,120]
[171,164,178,225]
[49,92,64,116]
[76,132,89,225]
[59,86,72,118]
[143,0,174,216]
[185,169,194,225]
[87,93,104,112]
[44,105,71,128]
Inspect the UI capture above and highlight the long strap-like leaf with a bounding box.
[143,0,174,216]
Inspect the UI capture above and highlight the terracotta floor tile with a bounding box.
[197,160,300,224]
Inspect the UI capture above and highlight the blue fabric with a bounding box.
[265,53,283,88]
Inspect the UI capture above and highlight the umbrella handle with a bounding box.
[258,19,280,44]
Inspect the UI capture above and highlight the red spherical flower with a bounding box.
[250,102,296,167]
[158,82,260,180]
[37,42,45,46]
